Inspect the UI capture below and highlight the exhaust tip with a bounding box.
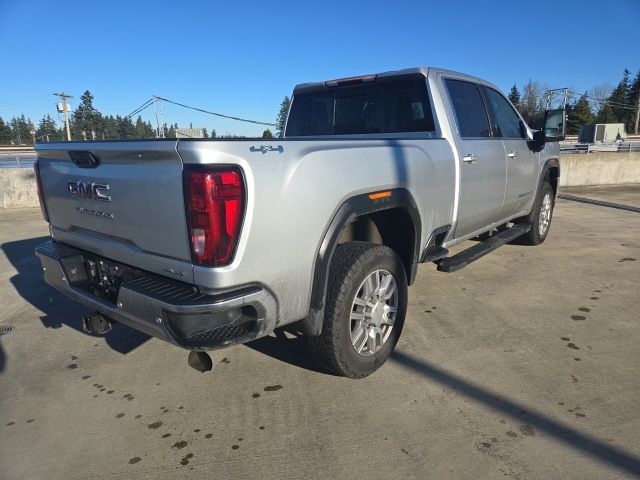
[188,351,214,373]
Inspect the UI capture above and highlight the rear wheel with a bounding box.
[307,241,408,378]
[516,181,554,245]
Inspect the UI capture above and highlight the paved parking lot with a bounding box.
[1,186,639,480]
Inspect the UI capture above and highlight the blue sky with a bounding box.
[1,0,638,137]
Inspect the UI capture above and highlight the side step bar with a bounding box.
[436,224,531,273]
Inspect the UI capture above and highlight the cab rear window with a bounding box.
[286,75,435,136]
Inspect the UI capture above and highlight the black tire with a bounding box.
[307,241,408,378]
[516,181,554,245]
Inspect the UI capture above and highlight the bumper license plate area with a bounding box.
[61,253,140,305]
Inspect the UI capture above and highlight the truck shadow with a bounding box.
[1,236,150,355]
[245,329,327,374]
[391,350,640,477]
[245,335,640,475]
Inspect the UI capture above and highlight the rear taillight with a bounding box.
[184,166,245,267]
[34,160,49,222]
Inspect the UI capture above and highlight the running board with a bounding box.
[436,224,531,273]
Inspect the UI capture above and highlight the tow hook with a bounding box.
[188,351,214,373]
[81,312,114,335]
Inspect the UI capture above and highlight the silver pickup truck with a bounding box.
[34,67,564,378]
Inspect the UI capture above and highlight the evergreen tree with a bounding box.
[567,95,594,135]
[627,70,640,133]
[210,128,216,138]
[0,117,13,144]
[262,129,273,139]
[36,114,62,142]
[116,115,135,139]
[608,69,630,126]
[102,115,119,139]
[134,116,153,138]
[508,84,521,106]
[596,104,616,124]
[202,127,209,139]
[10,115,35,144]
[73,90,103,140]
[275,96,290,136]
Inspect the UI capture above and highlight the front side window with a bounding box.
[444,79,491,138]
[484,87,525,139]
[286,75,435,136]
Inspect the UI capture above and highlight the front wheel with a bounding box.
[516,181,555,245]
[307,241,408,378]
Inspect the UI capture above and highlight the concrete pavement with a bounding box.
[0,187,639,479]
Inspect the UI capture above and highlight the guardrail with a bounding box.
[559,141,640,154]
[0,152,36,168]
[0,146,35,154]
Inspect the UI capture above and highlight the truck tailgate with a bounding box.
[35,141,194,282]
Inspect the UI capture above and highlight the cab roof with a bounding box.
[292,67,494,94]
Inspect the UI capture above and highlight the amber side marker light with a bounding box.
[368,191,392,200]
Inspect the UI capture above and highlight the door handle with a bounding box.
[462,154,477,164]
[507,152,518,158]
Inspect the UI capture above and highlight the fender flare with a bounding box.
[539,157,560,197]
[302,188,421,337]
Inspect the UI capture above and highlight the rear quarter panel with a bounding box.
[178,138,455,325]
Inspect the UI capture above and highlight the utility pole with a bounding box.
[12,119,22,144]
[152,96,165,138]
[544,88,570,110]
[54,92,73,141]
[635,100,640,135]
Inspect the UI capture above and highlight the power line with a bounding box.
[126,98,154,118]
[566,91,637,111]
[153,95,276,126]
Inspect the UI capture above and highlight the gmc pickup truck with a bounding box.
[34,67,565,378]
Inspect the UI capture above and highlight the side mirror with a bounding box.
[542,108,566,142]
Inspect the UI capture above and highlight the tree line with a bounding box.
[508,68,640,135]
[0,90,221,144]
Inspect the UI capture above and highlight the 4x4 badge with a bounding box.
[249,145,283,154]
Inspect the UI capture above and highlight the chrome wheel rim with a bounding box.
[350,269,398,357]
[539,193,552,236]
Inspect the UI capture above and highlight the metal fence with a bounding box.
[0,153,36,168]
[559,141,640,154]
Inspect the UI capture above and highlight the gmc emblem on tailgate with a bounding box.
[67,181,112,202]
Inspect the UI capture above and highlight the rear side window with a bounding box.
[483,87,525,138]
[445,79,491,138]
[286,75,435,136]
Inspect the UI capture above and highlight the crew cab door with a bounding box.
[444,78,507,238]
[482,86,538,216]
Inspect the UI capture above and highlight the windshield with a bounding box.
[285,75,435,137]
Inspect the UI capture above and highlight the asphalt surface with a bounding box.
[1,187,639,480]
